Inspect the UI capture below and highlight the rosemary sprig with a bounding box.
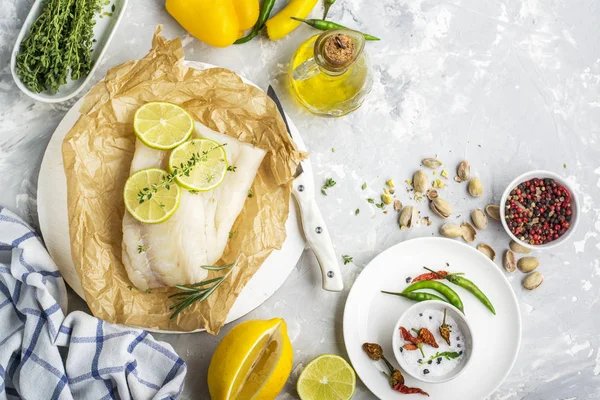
[137,143,226,204]
[168,258,238,319]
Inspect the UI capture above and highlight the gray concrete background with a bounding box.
[1,0,599,398]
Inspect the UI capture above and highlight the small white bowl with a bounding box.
[10,0,128,103]
[392,300,473,384]
[500,170,579,251]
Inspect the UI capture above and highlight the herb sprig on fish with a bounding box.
[168,258,238,319]
[137,144,226,204]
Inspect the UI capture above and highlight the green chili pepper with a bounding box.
[424,267,496,315]
[402,280,465,313]
[235,0,277,44]
[381,290,449,304]
[291,17,380,41]
[322,0,336,19]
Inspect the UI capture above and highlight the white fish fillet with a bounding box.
[122,122,266,290]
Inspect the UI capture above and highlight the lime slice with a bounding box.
[123,168,181,224]
[168,139,228,191]
[133,102,194,150]
[297,354,356,400]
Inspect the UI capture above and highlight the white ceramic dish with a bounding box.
[10,0,128,103]
[392,301,473,384]
[343,237,521,400]
[500,170,579,250]
[37,61,309,333]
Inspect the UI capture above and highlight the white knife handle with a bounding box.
[291,173,344,292]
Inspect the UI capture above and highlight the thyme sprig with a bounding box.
[418,351,461,365]
[137,143,226,204]
[168,258,238,319]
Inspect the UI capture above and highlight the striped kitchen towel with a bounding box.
[0,207,186,399]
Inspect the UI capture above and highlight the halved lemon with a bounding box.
[297,354,356,400]
[207,318,293,400]
[168,138,228,191]
[123,168,181,224]
[133,102,194,150]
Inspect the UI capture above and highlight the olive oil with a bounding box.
[289,30,372,117]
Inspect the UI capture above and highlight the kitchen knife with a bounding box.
[267,85,344,292]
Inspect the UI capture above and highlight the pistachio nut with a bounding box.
[427,189,439,201]
[422,158,442,169]
[477,243,496,260]
[485,205,501,221]
[439,223,463,238]
[455,160,470,182]
[468,177,484,197]
[399,206,416,229]
[509,240,531,254]
[503,250,516,272]
[517,257,539,273]
[381,193,393,205]
[460,222,477,243]
[393,199,403,212]
[386,179,395,188]
[471,209,488,230]
[523,271,543,290]
[430,198,452,219]
[413,170,429,193]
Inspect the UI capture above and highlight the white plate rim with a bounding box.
[37,60,309,333]
[343,236,522,399]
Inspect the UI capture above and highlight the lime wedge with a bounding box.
[133,102,194,150]
[168,139,228,191]
[297,354,356,400]
[123,168,181,224]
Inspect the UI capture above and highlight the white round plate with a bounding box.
[343,237,521,400]
[37,61,308,333]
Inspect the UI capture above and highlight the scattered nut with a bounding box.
[485,205,501,221]
[413,170,429,193]
[455,160,470,182]
[399,206,416,229]
[426,190,438,201]
[381,193,393,205]
[468,177,484,197]
[430,198,452,219]
[422,158,443,169]
[477,243,496,260]
[439,223,463,238]
[386,179,395,188]
[432,179,446,189]
[503,250,516,272]
[523,271,543,290]
[509,240,531,254]
[393,199,403,211]
[460,222,477,242]
[517,257,539,273]
[471,209,488,230]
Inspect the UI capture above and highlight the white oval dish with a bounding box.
[10,0,128,103]
[392,301,473,384]
[500,170,579,250]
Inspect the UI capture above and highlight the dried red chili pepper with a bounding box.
[400,326,425,356]
[393,382,430,396]
[439,308,451,346]
[417,327,439,348]
[362,342,383,361]
[389,369,405,387]
[411,270,448,282]
[402,343,418,351]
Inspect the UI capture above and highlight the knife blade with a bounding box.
[266,85,344,292]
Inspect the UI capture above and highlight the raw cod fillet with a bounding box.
[122,122,266,290]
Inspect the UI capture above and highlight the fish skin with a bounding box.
[122,122,266,290]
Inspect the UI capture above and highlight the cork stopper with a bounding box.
[323,34,355,66]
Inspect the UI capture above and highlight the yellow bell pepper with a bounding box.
[165,0,259,47]
[265,0,318,40]
[233,0,260,31]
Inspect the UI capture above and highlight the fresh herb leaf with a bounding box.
[367,198,375,204]
[227,165,237,172]
[342,255,353,265]
[321,178,336,195]
[375,202,385,209]
[228,231,236,239]
[111,4,115,12]
[137,245,146,253]
[189,190,199,195]
[146,289,152,294]
[355,208,360,216]
[418,351,461,365]
[563,163,567,169]
[127,285,133,290]
[248,189,254,198]
[361,182,367,190]
[331,148,335,153]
